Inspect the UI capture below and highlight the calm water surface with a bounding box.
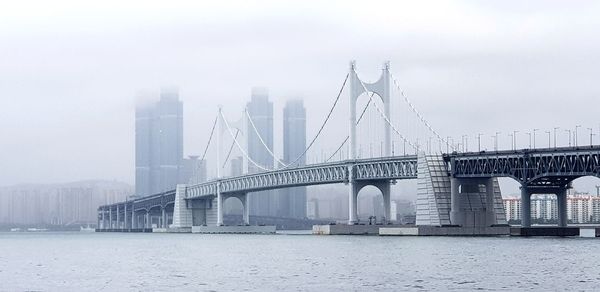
[1,232,599,291]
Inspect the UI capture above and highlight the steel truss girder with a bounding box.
[98,156,418,212]
[448,147,600,186]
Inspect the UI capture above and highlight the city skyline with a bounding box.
[2,2,600,190]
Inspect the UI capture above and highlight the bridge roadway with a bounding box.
[97,155,418,229]
[98,146,600,230]
[445,145,600,228]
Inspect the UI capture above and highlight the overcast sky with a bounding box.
[1,1,600,193]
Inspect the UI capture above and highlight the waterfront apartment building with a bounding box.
[0,180,132,227]
[503,192,600,224]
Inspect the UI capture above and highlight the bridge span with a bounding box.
[97,145,600,232]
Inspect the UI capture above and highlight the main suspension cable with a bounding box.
[220,110,271,171]
[222,129,240,168]
[245,108,288,167]
[278,73,349,169]
[325,97,373,162]
[200,114,218,161]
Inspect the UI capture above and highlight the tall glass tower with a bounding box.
[135,88,184,196]
[246,87,275,216]
[282,99,307,218]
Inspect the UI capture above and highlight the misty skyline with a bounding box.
[2,1,600,187]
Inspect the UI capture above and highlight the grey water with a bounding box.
[1,232,599,291]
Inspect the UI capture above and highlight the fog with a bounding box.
[1,1,600,195]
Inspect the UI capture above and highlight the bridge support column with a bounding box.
[348,182,358,225]
[450,178,462,226]
[131,208,136,229]
[242,193,250,225]
[109,207,113,229]
[521,186,531,228]
[146,211,150,229]
[557,189,568,227]
[485,178,496,225]
[217,184,223,226]
[381,183,391,223]
[123,204,127,230]
[101,208,106,229]
[116,205,120,229]
[162,208,167,228]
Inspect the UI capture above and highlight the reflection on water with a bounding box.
[0,232,598,291]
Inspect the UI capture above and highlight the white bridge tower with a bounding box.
[347,61,393,224]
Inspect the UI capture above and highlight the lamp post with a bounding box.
[565,129,572,147]
[533,128,539,149]
[588,128,594,146]
[477,133,483,152]
[526,132,532,149]
[545,131,551,148]
[494,132,500,151]
[575,125,581,147]
[553,127,559,148]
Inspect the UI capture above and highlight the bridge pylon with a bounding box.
[347,61,393,225]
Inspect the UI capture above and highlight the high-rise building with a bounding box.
[0,180,132,227]
[246,87,275,216]
[230,156,244,177]
[281,99,307,218]
[135,88,184,196]
[181,156,207,185]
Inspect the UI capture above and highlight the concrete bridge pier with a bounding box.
[382,183,391,223]
[449,177,500,227]
[101,208,106,229]
[348,181,358,225]
[520,186,531,227]
[109,207,113,229]
[145,211,151,228]
[116,205,120,229]
[520,185,569,228]
[240,193,250,225]
[131,208,136,229]
[557,188,568,227]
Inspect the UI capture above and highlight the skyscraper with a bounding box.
[246,87,275,216]
[282,99,307,218]
[135,88,184,196]
[181,156,207,185]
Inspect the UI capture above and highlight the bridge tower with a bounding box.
[348,61,392,224]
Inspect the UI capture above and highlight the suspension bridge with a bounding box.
[97,61,600,235]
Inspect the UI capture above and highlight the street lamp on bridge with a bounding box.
[545,131,551,148]
[509,131,519,150]
[493,132,500,151]
[575,125,581,147]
